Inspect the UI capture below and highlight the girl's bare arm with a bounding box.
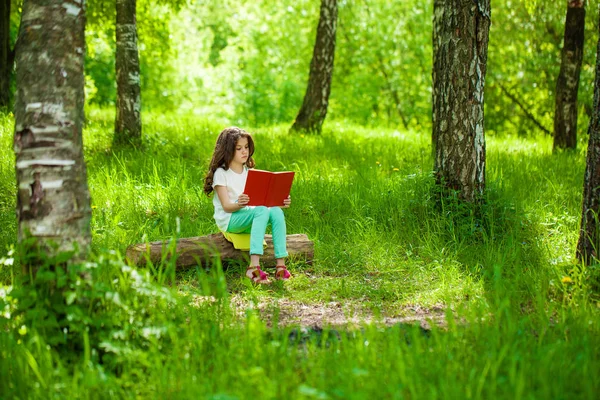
[215,185,249,212]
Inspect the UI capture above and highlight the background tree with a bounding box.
[577,21,600,265]
[432,0,491,202]
[290,0,337,134]
[114,0,141,146]
[13,0,91,263]
[553,0,585,151]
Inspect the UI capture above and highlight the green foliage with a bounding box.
[83,0,597,133]
[165,0,434,127]
[333,0,432,128]
[166,0,319,125]
[86,0,183,109]
[487,1,597,138]
[9,0,21,48]
[73,0,600,137]
[85,28,116,106]
[7,247,181,368]
[0,247,195,399]
[5,0,597,132]
[0,113,15,281]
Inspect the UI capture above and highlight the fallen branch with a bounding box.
[126,233,314,269]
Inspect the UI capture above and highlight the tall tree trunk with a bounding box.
[290,0,337,134]
[432,0,490,202]
[13,0,91,264]
[0,0,11,108]
[553,0,585,151]
[577,22,600,265]
[114,0,141,146]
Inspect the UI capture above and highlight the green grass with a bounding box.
[1,109,599,399]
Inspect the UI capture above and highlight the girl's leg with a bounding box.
[228,207,287,258]
[268,207,288,260]
[227,206,273,259]
[226,207,254,234]
[227,208,269,283]
[269,207,291,280]
[248,206,270,256]
[227,207,291,281]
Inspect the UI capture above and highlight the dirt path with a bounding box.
[228,296,448,330]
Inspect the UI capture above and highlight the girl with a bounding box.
[203,127,292,284]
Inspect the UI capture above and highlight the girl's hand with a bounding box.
[237,193,250,207]
[282,195,291,208]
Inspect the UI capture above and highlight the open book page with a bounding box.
[244,169,295,207]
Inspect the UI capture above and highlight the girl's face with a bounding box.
[231,137,249,166]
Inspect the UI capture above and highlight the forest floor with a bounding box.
[187,287,449,331]
[229,297,448,330]
[179,261,454,331]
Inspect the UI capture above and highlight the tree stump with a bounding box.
[125,233,314,269]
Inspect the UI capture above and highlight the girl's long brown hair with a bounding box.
[203,127,255,195]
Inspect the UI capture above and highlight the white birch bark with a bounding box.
[13,0,91,261]
[432,0,490,202]
[115,0,142,145]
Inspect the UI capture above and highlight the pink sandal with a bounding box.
[275,265,291,280]
[246,266,270,284]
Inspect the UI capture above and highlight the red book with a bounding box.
[244,169,295,207]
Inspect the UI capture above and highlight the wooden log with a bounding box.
[125,233,314,269]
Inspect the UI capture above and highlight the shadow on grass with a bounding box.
[401,177,557,309]
[277,322,431,348]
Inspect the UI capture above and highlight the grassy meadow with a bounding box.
[1,109,599,399]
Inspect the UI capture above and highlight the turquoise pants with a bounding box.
[227,206,288,258]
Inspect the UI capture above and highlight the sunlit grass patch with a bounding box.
[0,109,590,310]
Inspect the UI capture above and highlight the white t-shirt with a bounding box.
[212,166,248,231]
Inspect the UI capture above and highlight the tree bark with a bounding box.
[432,0,490,202]
[553,0,585,151]
[0,0,10,108]
[114,0,141,146]
[126,233,314,269]
[577,20,600,265]
[14,0,91,263]
[290,0,337,134]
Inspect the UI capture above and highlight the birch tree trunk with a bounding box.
[553,0,585,151]
[0,0,11,108]
[577,22,600,264]
[432,0,490,202]
[13,0,91,263]
[114,0,141,146]
[290,0,337,134]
